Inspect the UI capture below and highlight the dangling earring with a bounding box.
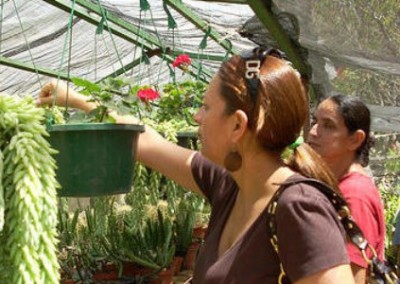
[224,148,242,172]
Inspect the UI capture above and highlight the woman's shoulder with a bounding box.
[277,174,333,206]
[341,171,374,182]
[339,172,381,202]
[339,171,379,195]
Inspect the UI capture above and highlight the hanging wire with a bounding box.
[141,0,170,88]
[161,2,177,85]
[93,7,117,79]
[96,1,126,74]
[146,1,164,50]
[0,0,3,63]
[128,1,143,78]
[100,32,118,75]
[93,33,98,80]
[163,1,188,85]
[125,1,142,78]
[136,1,152,87]
[146,3,174,89]
[65,8,74,109]
[55,0,78,122]
[12,1,43,89]
[196,25,211,81]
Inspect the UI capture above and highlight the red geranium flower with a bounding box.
[137,88,160,102]
[172,54,192,68]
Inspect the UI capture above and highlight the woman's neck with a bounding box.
[231,150,293,204]
[327,157,365,180]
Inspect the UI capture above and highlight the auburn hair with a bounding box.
[218,54,338,190]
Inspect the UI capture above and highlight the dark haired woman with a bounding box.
[38,48,355,283]
[308,94,385,283]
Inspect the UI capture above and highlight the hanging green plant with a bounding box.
[0,95,59,283]
[44,78,145,197]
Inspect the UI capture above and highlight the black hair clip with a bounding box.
[241,47,287,106]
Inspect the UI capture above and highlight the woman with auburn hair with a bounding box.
[308,94,385,284]
[38,47,354,283]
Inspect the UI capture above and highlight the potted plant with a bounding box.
[97,200,176,283]
[173,195,196,275]
[46,77,145,197]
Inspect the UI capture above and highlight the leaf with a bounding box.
[71,77,101,93]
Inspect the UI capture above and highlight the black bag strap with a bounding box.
[266,177,400,284]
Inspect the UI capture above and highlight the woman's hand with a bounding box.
[37,80,70,107]
[37,80,97,113]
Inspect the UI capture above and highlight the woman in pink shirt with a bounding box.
[308,94,386,284]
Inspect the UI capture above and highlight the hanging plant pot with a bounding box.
[176,131,198,150]
[47,123,144,197]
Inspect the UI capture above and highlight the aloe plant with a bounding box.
[174,201,196,256]
[100,207,175,272]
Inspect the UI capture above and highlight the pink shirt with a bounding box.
[339,172,386,267]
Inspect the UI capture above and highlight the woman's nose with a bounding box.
[193,109,202,124]
[308,123,318,137]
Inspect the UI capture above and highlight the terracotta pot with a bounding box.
[92,263,119,281]
[183,242,201,270]
[150,266,174,284]
[193,225,207,240]
[61,280,76,284]
[172,256,184,275]
[122,261,154,277]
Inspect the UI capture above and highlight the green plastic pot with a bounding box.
[176,132,199,150]
[47,123,144,197]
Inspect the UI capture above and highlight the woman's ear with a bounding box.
[348,129,366,151]
[231,109,248,142]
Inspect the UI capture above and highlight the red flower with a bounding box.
[137,88,160,102]
[172,54,192,68]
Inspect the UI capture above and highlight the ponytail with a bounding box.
[285,143,340,194]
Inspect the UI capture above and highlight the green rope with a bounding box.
[54,0,77,123]
[148,7,165,50]
[155,2,179,86]
[136,12,146,86]
[199,26,211,50]
[223,39,233,61]
[138,3,166,88]
[94,34,98,80]
[195,26,212,81]
[163,2,177,29]
[96,1,126,74]
[155,48,169,85]
[12,1,42,89]
[0,0,3,57]
[65,8,75,121]
[100,32,118,75]
[166,64,175,85]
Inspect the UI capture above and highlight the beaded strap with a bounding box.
[266,177,399,284]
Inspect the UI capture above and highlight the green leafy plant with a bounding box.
[100,204,175,272]
[69,77,205,132]
[376,145,400,262]
[174,196,196,256]
[69,77,129,123]
[157,80,205,125]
